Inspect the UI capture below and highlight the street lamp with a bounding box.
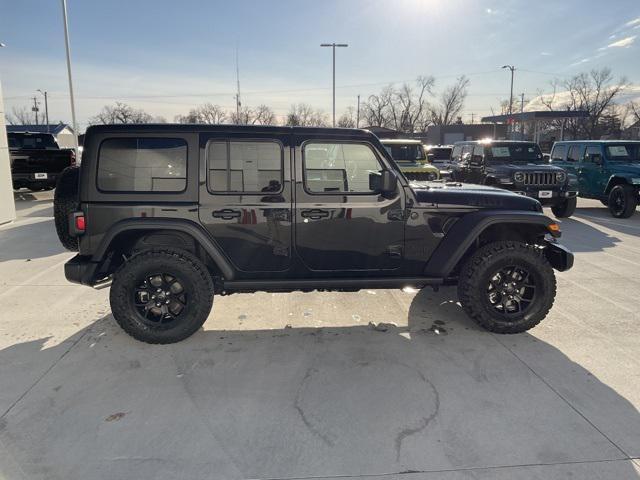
[61,0,79,156]
[37,89,49,131]
[320,43,348,127]
[502,65,515,138]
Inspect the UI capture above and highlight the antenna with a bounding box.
[235,45,241,121]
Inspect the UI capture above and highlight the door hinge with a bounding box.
[387,209,405,221]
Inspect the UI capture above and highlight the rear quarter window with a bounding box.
[97,138,187,192]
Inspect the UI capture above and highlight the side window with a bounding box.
[206,140,283,193]
[451,145,462,162]
[303,142,382,194]
[472,145,484,156]
[97,138,187,192]
[567,145,583,162]
[584,145,602,163]
[551,145,566,161]
[461,145,473,161]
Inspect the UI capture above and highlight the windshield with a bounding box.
[485,143,544,164]
[383,144,426,162]
[8,133,58,149]
[606,144,640,163]
[428,148,452,161]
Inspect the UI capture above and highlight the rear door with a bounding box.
[293,136,405,272]
[198,130,293,273]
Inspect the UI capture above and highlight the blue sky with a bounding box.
[1,0,639,130]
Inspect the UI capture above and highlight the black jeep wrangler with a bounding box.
[54,125,573,344]
[450,141,578,218]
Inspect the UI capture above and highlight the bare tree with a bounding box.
[89,102,153,125]
[6,106,36,125]
[361,85,395,128]
[627,101,640,124]
[430,76,470,126]
[176,103,227,124]
[337,106,356,128]
[394,75,435,132]
[360,77,434,132]
[285,103,328,127]
[229,106,255,125]
[252,104,277,125]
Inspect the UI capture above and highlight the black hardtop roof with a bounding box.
[85,123,378,140]
[454,140,537,145]
[554,140,640,144]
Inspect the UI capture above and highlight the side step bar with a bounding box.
[221,277,443,293]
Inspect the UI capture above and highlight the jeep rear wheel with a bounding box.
[53,166,80,251]
[608,184,637,218]
[110,249,213,344]
[551,197,576,218]
[458,241,556,334]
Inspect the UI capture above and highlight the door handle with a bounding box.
[301,209,330,220]
[212,209,241,220]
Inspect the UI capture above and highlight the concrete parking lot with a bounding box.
[1,191,639,480]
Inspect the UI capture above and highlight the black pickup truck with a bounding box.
[8,132,76,191]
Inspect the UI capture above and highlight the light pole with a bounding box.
[37,89,49,130]
[61,0,79,156]
[502,65,515,138]
[320,43,348,127]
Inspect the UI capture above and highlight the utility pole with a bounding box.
[31,96,40,124]
[356,94,360,128]
[38,90,49,130]
[61,0,79,157]
[320,43,348,127]
[235,45,241,123]
[520,93,525,138]
[471,113,475,124]
[502,65,515,139]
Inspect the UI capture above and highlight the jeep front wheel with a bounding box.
[110,249,214,344]
[551,197,576,218]
[608,184,637,218]
[458,241,556,334]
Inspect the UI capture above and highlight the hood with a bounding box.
[487,163,565,173]
[410,182,542,211]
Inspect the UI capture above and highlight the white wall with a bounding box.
[0,80,17,225]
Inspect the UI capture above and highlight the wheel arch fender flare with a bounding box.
[92,218,236,280]
[604,175,631,195]
[423,210,556,278]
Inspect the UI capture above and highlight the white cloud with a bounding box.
[625,17,640,27]
[607,35,637,48]
[540,51,552,56]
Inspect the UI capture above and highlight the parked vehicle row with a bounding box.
[55,124,573,344]
[449,140,578,218]
[550,141,640,218]
[8,131,76,191]
[380,138,440,181]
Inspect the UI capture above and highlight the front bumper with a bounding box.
[544,240,574,272]
[65,255,99,286]
[507,186,577,205]
[12,172,59,186]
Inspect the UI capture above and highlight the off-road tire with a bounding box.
[608,184,637,219]
[110,249,214,344]
[53,166,80,251]
[551,197,577,218]
[458,241,556,334]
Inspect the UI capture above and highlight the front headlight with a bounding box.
[556,172,567,183]
[427,172,437,180]
[513,172,525,183]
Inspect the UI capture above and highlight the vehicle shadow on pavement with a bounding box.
[1,288,639,479]
[572,207,640,237]
[554,214,622,253]
[0,218,67,261]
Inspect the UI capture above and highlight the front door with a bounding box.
[294,139,405,272]
[579,145,606,196]
[198,131,293,273]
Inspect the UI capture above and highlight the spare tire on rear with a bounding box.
[54,166,80,251]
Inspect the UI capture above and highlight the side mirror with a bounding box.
[543,153,551,163]
[369,170,397,194]
[470,155,483,166]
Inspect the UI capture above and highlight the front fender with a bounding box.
[423,210,558,277]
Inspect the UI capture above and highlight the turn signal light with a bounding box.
[547,223,561,237]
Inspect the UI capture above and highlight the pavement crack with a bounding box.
[294,367,334,447]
